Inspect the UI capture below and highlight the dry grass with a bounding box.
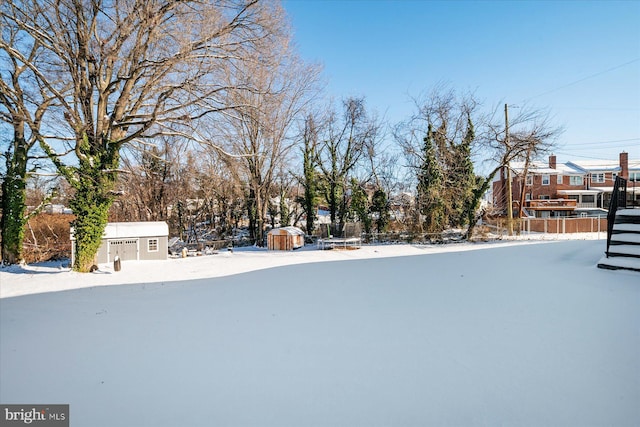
[23,214,74,263]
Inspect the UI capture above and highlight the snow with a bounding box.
[612,232,640,244]
[100,221,169,239]
[614,223,640,232]
[618,208,640,217]
[1,237,639,426]
[0,243,518,299]
[606,244,640,257]
[598,254,640,271]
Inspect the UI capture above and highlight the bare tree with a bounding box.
[0,18,61,264]
[296,113,320,235]
[213,11,321,245]
[466,103,563,238]
[0,0,286,270]
[112,136,190,224]
[395,86,479,234]
[395,85,562,239]
[186,147,247,241]
[316,97,380,232]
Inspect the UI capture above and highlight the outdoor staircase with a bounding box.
[597,208,640,272]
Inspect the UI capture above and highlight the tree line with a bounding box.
[0,0,560,271]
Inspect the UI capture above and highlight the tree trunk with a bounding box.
[302,126,317,235]
[1,142,28,265]
[255,188,265,247]
[464,169,500,240]
[246,188,258,244]
[304,186,315,235]
[69,140,119,272]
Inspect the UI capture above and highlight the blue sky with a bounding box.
[283,0,640,165]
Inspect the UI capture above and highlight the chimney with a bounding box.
[549,154,556,169]
[620,151,629,179]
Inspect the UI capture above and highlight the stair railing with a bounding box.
[606,176,627,257]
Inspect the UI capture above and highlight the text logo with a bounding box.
[0,405,68,427]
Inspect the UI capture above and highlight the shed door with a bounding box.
[270,235,290,250]
[108,239,139,262]
[279,235,290,250]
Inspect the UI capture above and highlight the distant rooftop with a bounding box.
[510,161,583,175]
[509,153,639,175]
[567,159,621,172]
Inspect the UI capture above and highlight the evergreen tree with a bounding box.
[279,189,290,227]
[416,124,446,234]
[458,116,478,226]
[371,188,390,233]
[445,115,476,227]
[268,200,278,229]
[317,98,377,233]
[300,116,318,234]
[349,178,371,234]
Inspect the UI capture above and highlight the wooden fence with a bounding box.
[518,216,607,234]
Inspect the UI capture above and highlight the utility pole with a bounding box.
[505,103,514,236]
[519,141,534,221]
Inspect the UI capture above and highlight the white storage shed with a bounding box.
[72,221,169,265]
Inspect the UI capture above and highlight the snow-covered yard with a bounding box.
[1,238,639,426]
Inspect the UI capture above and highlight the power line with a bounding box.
[559,144,637,152]
[554,151,618,160]
[525,57,640,101]
[555,107,640,112]
[561,137,640,147]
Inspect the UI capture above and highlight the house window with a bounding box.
[582,195,595,203]
[630,172,640,182]
[570,176,583,186]
[557,174,563,184]
[525,193,531,201]
[591,173,605,183]
[526,175,533,185]
[148,239,159,252]
[539,195,550,200]
[542,174,550,185]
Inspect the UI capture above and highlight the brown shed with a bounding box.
[267,227,305,251]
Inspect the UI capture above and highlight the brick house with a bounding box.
[493,152,640,218]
